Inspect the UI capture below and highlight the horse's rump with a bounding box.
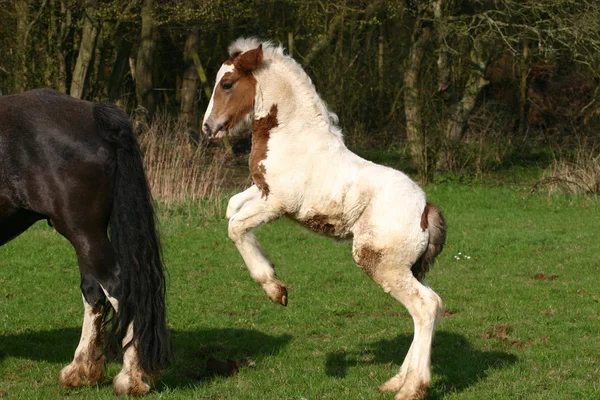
[0,90,113,208]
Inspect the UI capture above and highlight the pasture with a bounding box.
[0,183,598,399]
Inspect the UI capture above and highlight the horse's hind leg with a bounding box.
[58,231,113,388]
[353,243,443,400]
[227,194,287,305]
[58,227,150,396]
[58,294,107,387]
[110,315,149,396]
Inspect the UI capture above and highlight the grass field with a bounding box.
[1,183,599,399]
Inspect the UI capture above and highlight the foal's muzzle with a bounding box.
[202,118,225,138]
[202,122,212,137]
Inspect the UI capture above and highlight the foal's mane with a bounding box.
[229,37,343,139]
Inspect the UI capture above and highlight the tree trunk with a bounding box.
[14,0,31,92]
[518,39,530,138]
[445,43,488,142]
[287,31,294,58]
[304,15,342,67]
[446,48,488,144]
[108,39,133,103]
[378,23,384,96]
[56,0,71,92]
[404,7,433,179]
[436,41,489,171]
[46,0,57,87]
[135,0,156,119]
[179,29,200,124]
[434,0,450,95]
[191,53,212,102]
[70,0,99,99]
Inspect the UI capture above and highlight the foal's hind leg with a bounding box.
[353,244,442,400]
[227,194,287,305]
[379,272,442,400]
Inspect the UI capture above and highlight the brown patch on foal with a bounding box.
[211,69,257,131]
[355,246,384,277]
[250,104,278,197]
[233,45,263,73]
[420,202,432,230]
[209,46,264,133]
[301,214,337,236]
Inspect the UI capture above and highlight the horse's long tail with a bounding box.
[93,103,172,375]
[412,203,447,282]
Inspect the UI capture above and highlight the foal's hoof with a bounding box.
[113,370,151,397]
[385,379,428,400]
[58,358,105,387]
[379,377,402,393]
[393,383,428,400]
[264,282,288,306]
[275,285,288,306]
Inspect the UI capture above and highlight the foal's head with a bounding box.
[202,45,264,137]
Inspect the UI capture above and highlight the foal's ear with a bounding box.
[234,44,263,73]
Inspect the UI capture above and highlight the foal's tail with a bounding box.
[93,103,172,375]
[412,203,447,282]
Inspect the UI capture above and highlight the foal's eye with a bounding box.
[221,81,233,90]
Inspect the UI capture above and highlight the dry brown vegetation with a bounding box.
[538,140,600,195]
[138,116,232,208]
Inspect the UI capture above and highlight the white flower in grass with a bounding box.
[454,251,471,261]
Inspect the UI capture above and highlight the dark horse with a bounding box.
[0,89,171,395]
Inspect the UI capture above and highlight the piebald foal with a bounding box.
[203,38,446,400]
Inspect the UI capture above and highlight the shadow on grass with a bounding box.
[0,327,292,390]
[158,328,292,389]
[325,331,518,399]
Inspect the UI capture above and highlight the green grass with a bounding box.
[1,184,599,399]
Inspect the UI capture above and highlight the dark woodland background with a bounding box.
[1,0,599,181]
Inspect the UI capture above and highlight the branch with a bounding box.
[24,0,49,45]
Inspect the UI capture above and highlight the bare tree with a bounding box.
[13,0,48,92]
[404,2,434,178]
[135,0,156,119]
[70,0,99,99]
[179,29,200,124]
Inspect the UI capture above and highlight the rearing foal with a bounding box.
[202,38,446,400]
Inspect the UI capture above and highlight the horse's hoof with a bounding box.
[113,370,151,397]
[58,358,105,388]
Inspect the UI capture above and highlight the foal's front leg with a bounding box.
[227,194,287,305]
[226,185,261,219]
